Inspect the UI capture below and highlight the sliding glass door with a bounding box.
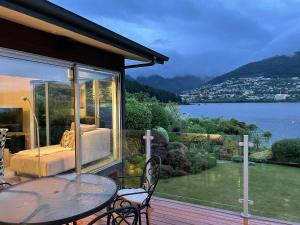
[32,81,74,147]
[0,49,74,177]
[76,66,121,172]
[0,48,121,177]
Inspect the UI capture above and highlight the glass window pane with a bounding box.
[77,67,121,172]
[0,55,70,82]
[0,54,75,178]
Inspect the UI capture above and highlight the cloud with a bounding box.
[51,0,300,77]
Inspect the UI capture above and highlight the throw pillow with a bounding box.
[60,130,74,148]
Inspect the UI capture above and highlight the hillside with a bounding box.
[209,52,300,84]
[181,52,300,103]
[125,77,181,103]
[136,75,209,94]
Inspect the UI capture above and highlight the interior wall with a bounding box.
[0,75,32,148]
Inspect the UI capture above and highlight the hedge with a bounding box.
[272,139,300,164]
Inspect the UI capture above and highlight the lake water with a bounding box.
[180,103,300,143]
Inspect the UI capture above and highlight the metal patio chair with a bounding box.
[87,206,139,225]
[111,155,161,225]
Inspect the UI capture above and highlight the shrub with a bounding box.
[170,133,223,144]
[220,119,251,135]
[149,103,169,129]
[190,152,207,173]
[168,132,181,142]
[124,130,145,157]
[166,149,191,172]
[188,124,207,134]
[151,127,169,163]
[166,142,191,172]
[272,139,300,164]
[129,154,146,167]
[186,118,220,134]
[223,138,240,156]
[160,165,174,178]
[250,150,272,163]
[172,168,188,176]
[167,142,188,152]
[153,127,169,143]
[189,152,217,174]
[165,103,183,132]
[231,155,243,163]
[126,98,152,130]
[206,153,217,168]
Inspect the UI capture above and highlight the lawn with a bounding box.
[155,162,300,223]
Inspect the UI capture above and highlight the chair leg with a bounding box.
[106,215,110,225]
[146,205,154,225]
[138,213,142,225]
[145,211,150,225]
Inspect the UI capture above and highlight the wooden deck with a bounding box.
[78,197,300,225]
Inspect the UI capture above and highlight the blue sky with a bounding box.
[50,0,300,78]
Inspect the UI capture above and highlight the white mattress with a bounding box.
[16,145,72,157]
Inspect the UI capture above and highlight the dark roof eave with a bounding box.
[0,0,169,64]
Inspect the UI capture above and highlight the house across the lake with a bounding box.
[0,0,168,177]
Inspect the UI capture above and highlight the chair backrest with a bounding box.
[139,155,161,205]
[0,129,8,156]
[87,206,138,225]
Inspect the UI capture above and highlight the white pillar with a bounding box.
[239,135,253,218]
[143,130,153,186]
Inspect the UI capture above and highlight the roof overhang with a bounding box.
[0,0,169,64]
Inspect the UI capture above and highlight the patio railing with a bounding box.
[123,129,300,224]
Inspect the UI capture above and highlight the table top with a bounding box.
[0,173,118,225]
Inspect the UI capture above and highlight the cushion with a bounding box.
[80,124,97,133]
[16,145,72,157]
[70,122,97,133]
[117,188,148,205]
[60,130,74,148]
[10,149,75,177]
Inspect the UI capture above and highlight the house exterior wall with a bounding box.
[0,18,126,176]
[0,18,125,72]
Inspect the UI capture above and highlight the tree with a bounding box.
[149,103,169,129]
[125,97,152,130]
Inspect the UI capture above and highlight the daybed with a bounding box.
[9,125,111,176]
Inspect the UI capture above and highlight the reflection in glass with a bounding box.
[78,67,121,172]
[0,53,121,178]
[0,54,74,178]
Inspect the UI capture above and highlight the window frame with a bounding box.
[0,47,123,174]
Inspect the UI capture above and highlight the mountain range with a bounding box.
[181,51,300,103]
[208,52,300,84]
[125,77,181,103]
[128,51,300,103]
[136,75,209,94]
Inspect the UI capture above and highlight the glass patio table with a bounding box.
[0,173,118,225]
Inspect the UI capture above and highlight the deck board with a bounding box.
[77,197,300,225]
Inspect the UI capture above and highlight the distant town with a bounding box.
[181,76,300,103]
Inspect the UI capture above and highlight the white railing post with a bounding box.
[239,135,254,221]
[143,130,154,185]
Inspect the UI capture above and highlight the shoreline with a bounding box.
[179,103,300,144]
[185,102,300,105]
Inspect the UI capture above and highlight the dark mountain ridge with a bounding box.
[125,77,181,103]
[136,75,210,94]
[208,52,300,84]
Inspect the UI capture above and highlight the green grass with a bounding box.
[155,162,300,223]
